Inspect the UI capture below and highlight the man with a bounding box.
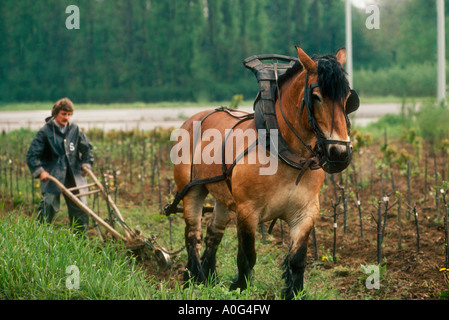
[27,97,94,233]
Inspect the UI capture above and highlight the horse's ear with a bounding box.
[295,46,316,73]
[335,47,347,68]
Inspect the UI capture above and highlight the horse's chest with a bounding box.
[261,181,318,221]
[231,162,324,222]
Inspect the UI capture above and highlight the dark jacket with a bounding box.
[26,118,94,194]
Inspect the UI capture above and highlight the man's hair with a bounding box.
[52,98,74,116]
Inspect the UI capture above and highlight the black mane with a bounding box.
[313,54,350,103]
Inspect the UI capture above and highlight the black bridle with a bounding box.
[275,63,359,174]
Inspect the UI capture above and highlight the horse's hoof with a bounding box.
[282,288,306,300]
[229,282,239,291]
[281,288,293,300]
[229,279,247,292]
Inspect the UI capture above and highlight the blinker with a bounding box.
[346,89,360,114]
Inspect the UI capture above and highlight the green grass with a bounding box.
[354,99,449,145]
[0,213,154,299]
[353,113,411,141]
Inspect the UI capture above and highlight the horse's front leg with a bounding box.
[229,206,258,291]
[283,214,316,299]
[183,186,208,285]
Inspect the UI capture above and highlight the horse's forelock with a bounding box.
[314,55,350,103]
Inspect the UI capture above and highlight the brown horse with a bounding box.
[170,46,359,299]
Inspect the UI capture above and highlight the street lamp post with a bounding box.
[437,0,446,104]
[346,0,354,88]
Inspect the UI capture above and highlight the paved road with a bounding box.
[0,103,401,132]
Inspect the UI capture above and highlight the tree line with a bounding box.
[0,0,446,103]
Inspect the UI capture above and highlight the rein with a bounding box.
[276,63,316,157]
[274,63,321,184]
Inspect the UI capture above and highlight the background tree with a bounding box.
[0,0,446,103]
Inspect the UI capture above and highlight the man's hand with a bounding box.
[81,164,89,177]
[39,171,50,181]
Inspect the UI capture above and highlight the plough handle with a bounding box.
[82,165,132,239]
[46,175,127,241]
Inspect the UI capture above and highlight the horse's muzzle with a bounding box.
[315,140,352,174]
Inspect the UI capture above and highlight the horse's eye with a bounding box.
[312,94,322,104]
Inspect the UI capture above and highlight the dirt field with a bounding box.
[308,143,449,300]
[313,205,447,299]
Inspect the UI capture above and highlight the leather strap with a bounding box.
[164,107,257,216]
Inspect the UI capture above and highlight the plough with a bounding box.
[46,165,172,270]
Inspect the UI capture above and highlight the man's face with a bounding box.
[54,110,72,127]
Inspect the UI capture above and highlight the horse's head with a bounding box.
[295,46,359,174]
